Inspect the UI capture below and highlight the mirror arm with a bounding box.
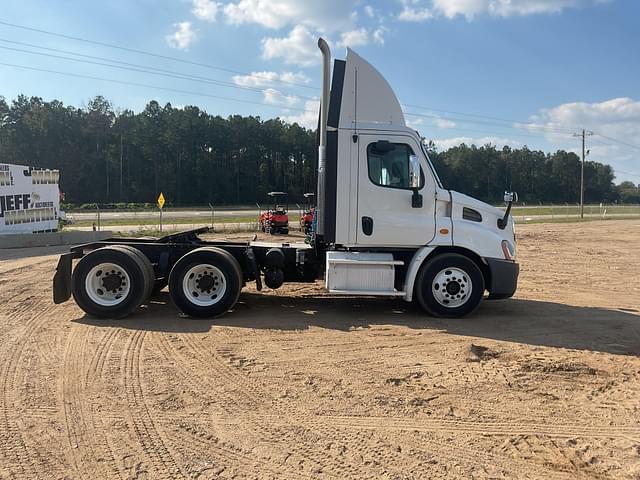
[411,188,423,208]
[497,201,513,230]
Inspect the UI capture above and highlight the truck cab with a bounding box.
[315,40,518,316]
[53,39,518,320]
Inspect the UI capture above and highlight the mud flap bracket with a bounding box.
[53,252,77,304]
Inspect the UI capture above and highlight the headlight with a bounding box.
[501,240,516,261]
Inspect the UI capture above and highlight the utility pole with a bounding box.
[573,129,594,219]
[119,133,123,201]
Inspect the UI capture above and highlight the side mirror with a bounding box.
[504,191,518,203]
[409,155,422,208]
[409,155,421,189]
[498,191,518,230]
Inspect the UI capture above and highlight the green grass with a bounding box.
[510,204,640,217]
[72,214,301,228]
[516,215,640,225]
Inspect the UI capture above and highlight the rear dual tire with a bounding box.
[168,247,242,318]
[71,246,152,319]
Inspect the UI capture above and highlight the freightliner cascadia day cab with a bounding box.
[53,39,519,319]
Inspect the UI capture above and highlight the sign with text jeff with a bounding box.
[0,163,61,234]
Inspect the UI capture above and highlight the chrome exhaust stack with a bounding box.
[316,37,331,238]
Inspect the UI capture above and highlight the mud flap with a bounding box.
[53,253,74,304]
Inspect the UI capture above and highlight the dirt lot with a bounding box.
[1,220,639,479]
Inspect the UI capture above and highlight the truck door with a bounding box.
[356,134,436,247]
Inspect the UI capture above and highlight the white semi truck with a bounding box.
[53,39,519,319]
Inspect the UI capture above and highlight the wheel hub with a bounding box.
[446,281,461,295]
[85,263,131,307]
[102,272,123,292]
[183,264,226,306]
[196,274,215,291]
[432,267,472,308]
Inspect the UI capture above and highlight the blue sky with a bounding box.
[1,0,639,182]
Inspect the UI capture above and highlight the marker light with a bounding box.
[501,240,515,261]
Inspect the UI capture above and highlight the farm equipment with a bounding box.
[300,193,315,235]
[54,39,519,320]
[259,192,289,235]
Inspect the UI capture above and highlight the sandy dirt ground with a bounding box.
[0,220,639,479]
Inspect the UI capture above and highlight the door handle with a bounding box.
[362,216,373,236]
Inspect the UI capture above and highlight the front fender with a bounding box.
[451,218,507,260]
[403,246,435,302]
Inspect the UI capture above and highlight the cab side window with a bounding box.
[367,142,421,190]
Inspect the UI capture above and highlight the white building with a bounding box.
[0,163,61,234]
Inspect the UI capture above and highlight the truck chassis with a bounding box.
[54,228,320,318]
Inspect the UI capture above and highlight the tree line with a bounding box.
[0,95,637,207]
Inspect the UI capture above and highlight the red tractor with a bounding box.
[259,192,289,235]
[299,192,315,235]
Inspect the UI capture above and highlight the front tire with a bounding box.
[415,253,485,317]
[71,247,150,318]
[168,247,242,318]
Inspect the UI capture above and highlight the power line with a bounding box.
[0,61,317,113]
[0,19,317,90]
[0,40,570,137]
[420,124,573,142]
[6,19,636,150]
[403,110,575,135]
[0,43,316,102]
[402,103,578,134]
[615,170,640,179]
[405,112,570,139]
[594,133,640,151]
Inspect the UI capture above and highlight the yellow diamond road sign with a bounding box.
[157,192,165,209]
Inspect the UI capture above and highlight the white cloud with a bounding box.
[372,26,387,45]
[282,99,319,129]
[280,71,311,84]
[526,97,640,181]
[222,0,358,31]
[398,0,433,21]
[406,116,425,131]
[262,88,300,107]
[261,25,320,67]
[338,28,369,48]
[233,71,279,87]
[166,22,197,49]
[529,97,640,135]
[192,0,220,22]
[398,0,609,21]
[232,71,310,88]
[435,117,456,129]
[364,5,377,17]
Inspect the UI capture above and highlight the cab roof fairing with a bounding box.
[337,48,407,131]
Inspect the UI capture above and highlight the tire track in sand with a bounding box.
[0,279,67,480]
[152,332,313,480]
[122,330,186,479]
[243,413,640,441]
[61,325,123,479]
[155,332,519,479]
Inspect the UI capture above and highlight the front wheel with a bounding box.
[168,247,242,318]
[415,253,485,317]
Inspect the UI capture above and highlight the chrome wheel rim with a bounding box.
[432,267,471,308]
[85,262,131,307]
[182,264,226,307]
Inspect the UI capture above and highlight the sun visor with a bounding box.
[338,48,406,129]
